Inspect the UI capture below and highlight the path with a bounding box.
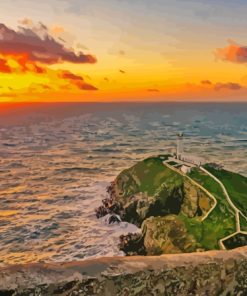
[164,161,247,250]
[163,163,217,221]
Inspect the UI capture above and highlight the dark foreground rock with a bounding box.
[0,247,246,296]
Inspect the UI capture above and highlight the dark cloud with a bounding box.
[147,89,160,92]
[59,70,98,91]
[214,82,242,91]
[201,80,212,85]
[200,79,242,91]
[216,40,247,64]
[119,69,125,74]
[0,23,97,65]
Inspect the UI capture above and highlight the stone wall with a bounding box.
[0,247,246,295]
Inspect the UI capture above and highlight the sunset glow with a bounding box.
[1,0,247,102]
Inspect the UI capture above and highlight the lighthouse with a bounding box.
[176,132,183,159]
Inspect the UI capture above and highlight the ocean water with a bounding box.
[0,102,246,266]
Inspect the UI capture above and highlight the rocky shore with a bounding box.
[0,247,246,295]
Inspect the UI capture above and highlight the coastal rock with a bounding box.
[119,215,202,256]
[141,215,202,255]
[0,247,246,295]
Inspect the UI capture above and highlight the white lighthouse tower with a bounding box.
[176,132,183,159]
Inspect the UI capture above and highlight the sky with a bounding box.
[1,0,247,102]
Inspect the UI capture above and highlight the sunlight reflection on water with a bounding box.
[0,103,246,265]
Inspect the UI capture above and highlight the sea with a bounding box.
[0,102,246,266]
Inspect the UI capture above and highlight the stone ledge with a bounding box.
[0,247,247,295]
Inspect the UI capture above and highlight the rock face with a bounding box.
[0,247,246,295]
[142,215,201,255]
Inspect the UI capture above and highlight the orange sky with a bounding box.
[1,0,247,102]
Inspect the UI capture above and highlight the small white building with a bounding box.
[180,165,192,174]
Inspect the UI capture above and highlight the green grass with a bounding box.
[178,214,203,246]
[116,157,240,251]
[188,168,236,249]
[204,165,247,216]
[116,155,182,196]
[240,213,247,232]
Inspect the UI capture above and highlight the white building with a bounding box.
[181,165,192,174]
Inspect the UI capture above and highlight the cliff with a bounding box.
[0,247,246,295]
[96,156,247,254]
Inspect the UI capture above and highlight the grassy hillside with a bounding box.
[203,165,247,217]
[115,155,176,197]
[188,168,236,249]
[112,156,246,253]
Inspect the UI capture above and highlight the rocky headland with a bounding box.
[96,155,247,255]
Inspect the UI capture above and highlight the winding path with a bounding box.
[163,160,247,250]
[199,167,247,249]
[163,163,217,221]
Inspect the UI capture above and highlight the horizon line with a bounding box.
[1,100,247,105]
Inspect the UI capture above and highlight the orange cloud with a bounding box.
[216,40,247,64]
[0,54,46,74]
[0,22,98,94]
[0,58,11,73]
[0,23,97,65]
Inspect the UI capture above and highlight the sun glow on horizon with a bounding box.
[1,1,247,103]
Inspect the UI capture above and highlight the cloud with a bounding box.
[214,82,242,91]
[200,79,242,91]
[147,89,160,92]
[0,58,11,73]
[201,80,212,85]
[0,54,46,74]
[0,23,97,65]
[0,22,98,93]
[59,70,98,90]
[119,69,125,74]
[215,40,247,64]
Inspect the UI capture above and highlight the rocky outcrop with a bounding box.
[142,215,202,255]
[0,247,246,295]
[95,157,216,255]
[95,158,212,226]
[119,215,202,256]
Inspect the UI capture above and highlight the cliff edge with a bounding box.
[0,246,246,295]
